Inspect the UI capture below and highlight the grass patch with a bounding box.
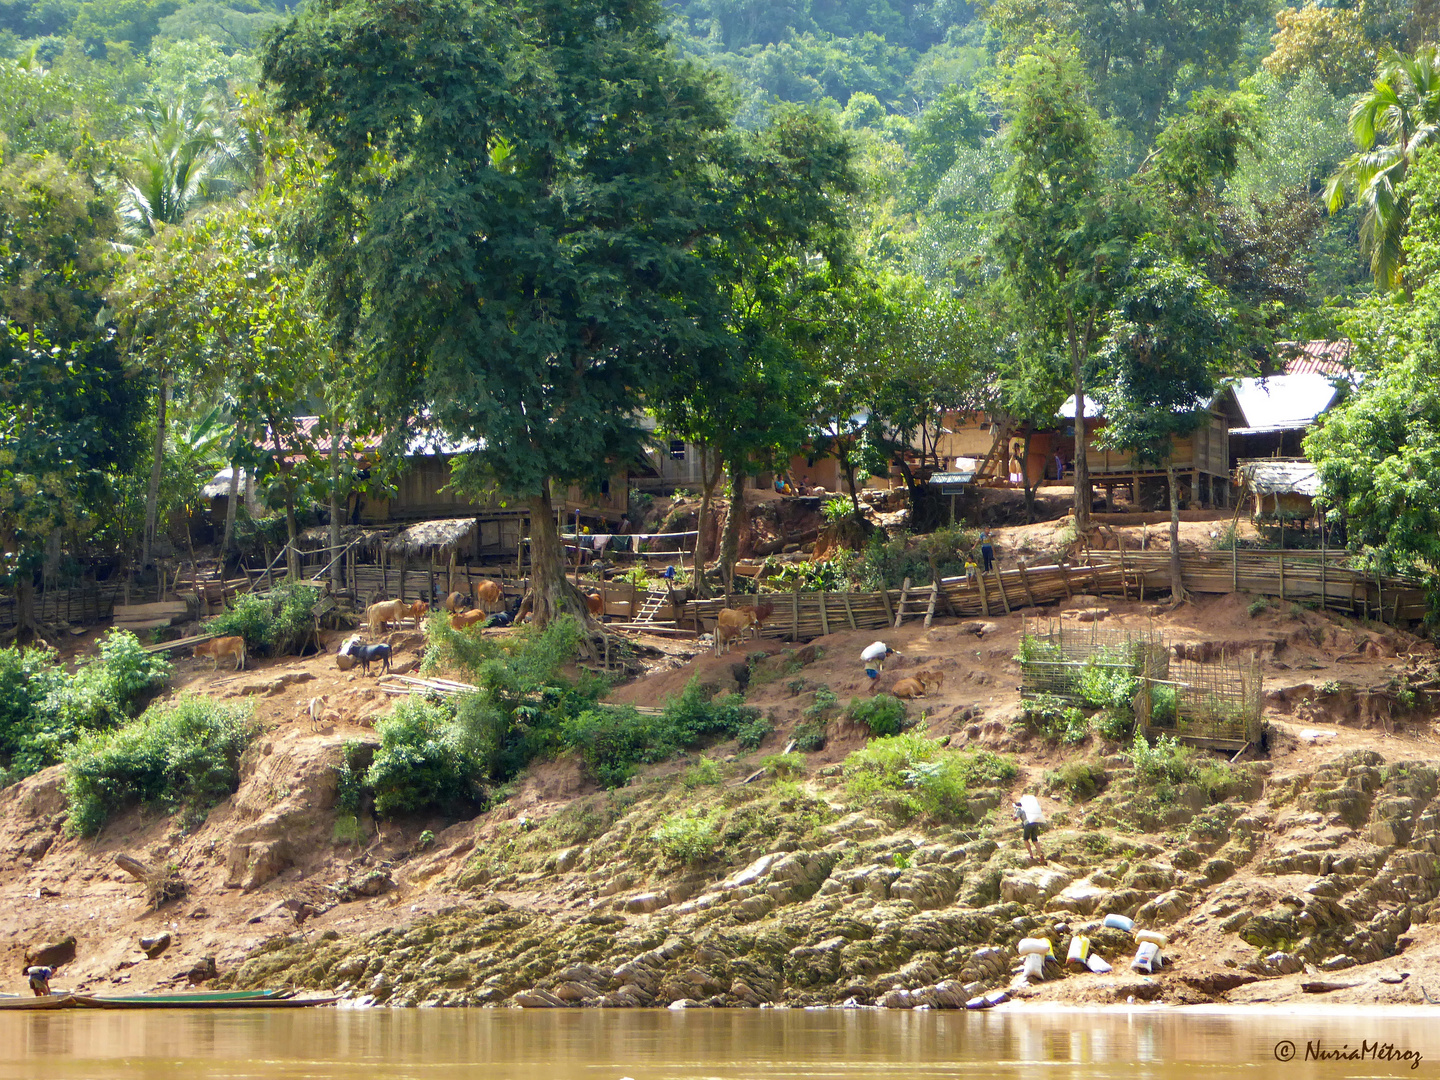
[843,728,1015,824]
[1047,760,1110,801]
[652,808,718,865]
[205,583,319,656]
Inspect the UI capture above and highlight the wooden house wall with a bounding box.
[1084,414,1229,477]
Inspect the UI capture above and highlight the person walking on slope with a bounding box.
[1014,795,1047,864]
[861,641,896,681]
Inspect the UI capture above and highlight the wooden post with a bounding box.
[992,569,1011,614]
[1118,540,1128,600]
[895,577,911,628]
[1017,561,1036,608]
[1279,550,1285,602]
[842,591,856,629]
[381,546,389,598]
[427,555,436,606]
[976,570,990,617]
[1320,524,1327,611]
[818,591,830,637]
[399,560,407,603]
[791,582,800,642]
[1059,563,1072,598]
[880,586,894,626]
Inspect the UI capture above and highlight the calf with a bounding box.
[366,599,407,636]
[471,579,503,613]
[748,602,775,642]
[194,635,247,672]
[352,642,392,676]
[450,608,486,630]
[407,599,428,626]
[585,591,604,619]
[713,607,757,656]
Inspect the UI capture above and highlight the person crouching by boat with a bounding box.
[26,966,53,996]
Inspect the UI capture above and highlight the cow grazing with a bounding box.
[194,635,247,672]
[352,642,392,676]
[366,599,407,636]
[713,607,758,656]
[471,579,503,613]
[748,602,775,641]
[450,608,486,630]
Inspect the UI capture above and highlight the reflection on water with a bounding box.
[0,1007,1429,1080]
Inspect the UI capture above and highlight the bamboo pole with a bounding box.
[976,571,989,617]
[992,568,1011,614]
[1017,562,1036,607]
[819,590,830,637]
[842,591,856,629]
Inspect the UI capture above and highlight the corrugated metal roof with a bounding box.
[1230,374,1339,433]
[1237,459,1320,497]
[1276,340,1354,378]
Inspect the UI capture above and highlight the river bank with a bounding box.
[2,556,1439,1012]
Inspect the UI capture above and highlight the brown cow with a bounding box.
[407,599,428,626]
[442,591,469,613]
[713,607,757,656]
[891,669,944,700]
[585,591,604,619]
[366,599,407,636]
[747,602,775,641]
[194,635,247,671]
[471,579,503,613]
[451,608,487,630]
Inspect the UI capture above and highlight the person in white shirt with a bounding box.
[860,641,895,680]
[1014,795,1047,863]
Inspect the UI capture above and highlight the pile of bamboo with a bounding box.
[376,674,478,697]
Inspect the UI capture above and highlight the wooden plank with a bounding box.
[894,578,910,628]
[992,569,1011,615]
[819,591,830,637]
[1017,563,1036,608]
[881,587,894,625]
[975,570,989,617]
[924,581,938,628]
[842,591,856,629]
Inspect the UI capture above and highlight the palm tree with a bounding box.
[117,100,229,240]
[1326,46,1440,293]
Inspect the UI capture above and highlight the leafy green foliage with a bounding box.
[366,699,484,817]
[0,631,171,782]
[63,696,258,836]
[844,729,1012,823]
[651,808,718,865]
[681,756,723,788]
[791,719,828,752]
[205,583,318,656]
[846,692,907,737]
[1047,760,1110,801]
[1077,663,1139,714]
[762,751,806,778]
[1125,732,1198,784]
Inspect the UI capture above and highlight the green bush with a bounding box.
[366,698,485,817]
[843,728,993,823]
[856,527,978,590]
[847,693,907,737]
[0,631,172,783]
[1077,663,1138,714]
[681,756,723,788]
[205,583,319,656]
[762,751,806,778]
[803,685,839,723]
[1247,596,1269,618]
[1125,732,1198,785]
[792,719,827,752]
[63,696,259,837]
[736,713,774,749]
[651,809,718,865]
[1047,760,1110,801]
[1096,708,1135,742]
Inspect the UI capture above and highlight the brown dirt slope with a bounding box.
[3,596,1440,1010]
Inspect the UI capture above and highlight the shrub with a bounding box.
[843,728,982,823]
[803,686,839,723]
[847,693,907,737]
[822,496,852,524]
[0,632,172,783]
[681,756,723,788]
[1077,663,1138,714]
[792,719,827,752]
[1125,732,1198,785]
[762,751,806,778]
[63,696,259,837]
[652,809,718,865]
[1047,760,1110,801]
[1247,596,1269,618]
[205,583,320,656]
[736,713,774,749]
[1095,708,1134,742]
[366,698,484,817]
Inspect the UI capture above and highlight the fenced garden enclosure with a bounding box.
[1018,621,1263,751]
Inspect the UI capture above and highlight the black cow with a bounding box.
[353,642,392,676]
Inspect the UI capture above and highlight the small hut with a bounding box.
[1235,459,1321,524]
[381,518,481,602]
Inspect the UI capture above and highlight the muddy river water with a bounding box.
[0,1007,1430,1079]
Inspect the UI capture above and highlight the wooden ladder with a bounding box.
[633,591,667,623]
[893,577,940,627]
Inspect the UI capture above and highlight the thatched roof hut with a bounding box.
[385,518,479,559]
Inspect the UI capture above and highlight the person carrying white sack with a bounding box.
[861,641,897,681]
[1013,794,1047,864]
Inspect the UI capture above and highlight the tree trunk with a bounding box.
[142,373,168,568]
[1020,424,1036,524]
[692,447,723,600]
[839,440,863,517]
[329,416,343,593]
[1067,312,1090,534]
[270,421,300,580]
[221,455,240,558]
[718,456,745,590]
[10,571,43,645]
[1167,463,1187,602]
[526,482,590,627]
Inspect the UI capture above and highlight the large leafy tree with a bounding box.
[1326,46,1440,295]
[263,0,737,626]
[0,153,146,638]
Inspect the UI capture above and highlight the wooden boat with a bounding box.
[71,992,336,1010]
[0,994,75,1011]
